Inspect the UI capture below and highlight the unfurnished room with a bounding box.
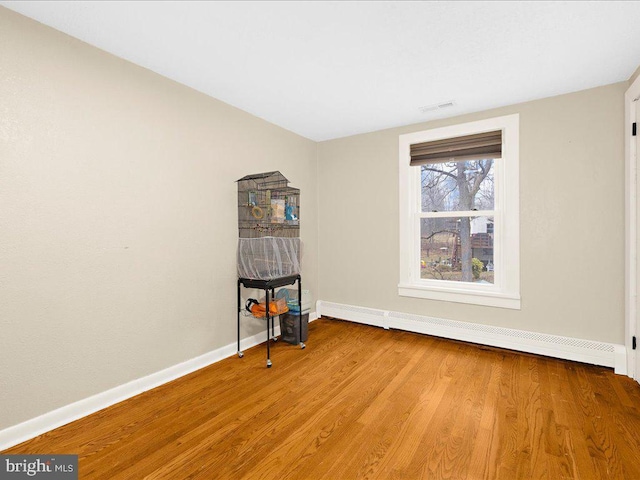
[2,1,640,479]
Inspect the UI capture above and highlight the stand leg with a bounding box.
[271,288,277,342]
[237,279,243,358]
[298,276,305,350]
[266,289,272,367]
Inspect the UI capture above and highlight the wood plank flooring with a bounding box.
[4,318,640,479]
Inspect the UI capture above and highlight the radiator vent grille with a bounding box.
[322,302,385,317]
[319,301,614,354]
[388,311,614,352]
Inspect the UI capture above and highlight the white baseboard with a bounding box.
[0,312,318,452]
[317,301,626,374]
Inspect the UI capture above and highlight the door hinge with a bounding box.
[633,122,637,136]
[634,336,637,350]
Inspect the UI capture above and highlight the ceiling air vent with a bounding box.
[419,100,456,114]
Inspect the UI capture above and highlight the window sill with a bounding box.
[398,283,521,310]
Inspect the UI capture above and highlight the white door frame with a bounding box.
[625,75,640,380]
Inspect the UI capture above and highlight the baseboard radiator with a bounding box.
[316,300,626,374]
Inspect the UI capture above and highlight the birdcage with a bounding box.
[236,171,301,280]
[236,171,300,239]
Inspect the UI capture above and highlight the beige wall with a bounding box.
[318,82,626,344]
[629,64,640,85]
[0,7,318,430]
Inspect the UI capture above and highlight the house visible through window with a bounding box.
[398,114,520,309]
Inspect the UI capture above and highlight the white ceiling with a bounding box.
[3,1,640,141]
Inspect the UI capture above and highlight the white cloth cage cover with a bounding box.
[237,237,301,280]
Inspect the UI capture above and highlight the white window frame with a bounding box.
[398,114,520,309]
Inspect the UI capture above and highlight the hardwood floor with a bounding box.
[4,318,640,479]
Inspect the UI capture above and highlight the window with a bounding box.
[398,114,520,309]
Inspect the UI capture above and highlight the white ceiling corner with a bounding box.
[2,1,640,141]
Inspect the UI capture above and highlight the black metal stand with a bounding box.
[237,274,304,368]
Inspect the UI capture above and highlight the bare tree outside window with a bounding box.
[420,160,495,283]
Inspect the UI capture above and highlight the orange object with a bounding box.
[246,298,289,318]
